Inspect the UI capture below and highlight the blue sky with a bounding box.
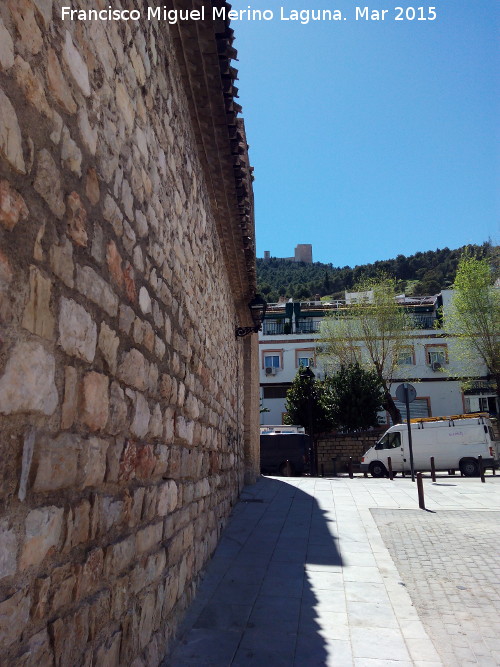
[233,0,499,266]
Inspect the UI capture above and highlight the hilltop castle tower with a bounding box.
[263,244,313,263]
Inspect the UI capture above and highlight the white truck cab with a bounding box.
[360,413,498,478]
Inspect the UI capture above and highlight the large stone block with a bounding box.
[107,383,128,435]
[0,519,17,579]
[81,372,109,431]
[135,522,163,555]
[22,266,55,340]
[50,605,90,667]
[93,631,122,667]
[0,179,29,231]
[31,0,53,27]
[104,536,135,576]
[58,297,97,362]
[81,437,109,488]
[98,322,119,373]
[8,0,43,54]
[34,149,64,217]
[32,433,81,492]
[13,628,53,667]
[117,348,148,390]
[47,47,76,114]
[0,18,14,71]
[76,265,119,317]
[0,89,25,173]
[157,480,178,516]
[0,341,58,416]
[50,236,75,288]
[75,547,104,599]
[62,30,90,97]
[64,499,90,551]
[13,55,51,117]
[20,505,64,570]
[0,587,30,647]
[129,391,150,438]
[103,194,123,237]
[115,81,135,131]
[66,191,87,245]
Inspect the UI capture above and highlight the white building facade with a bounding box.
[259,290,498,425]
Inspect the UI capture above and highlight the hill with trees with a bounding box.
[257,242,498,302]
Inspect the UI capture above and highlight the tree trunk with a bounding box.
[383,391,402,424]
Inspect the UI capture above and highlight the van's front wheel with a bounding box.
[460,458,479,477]
[369,461,387,478]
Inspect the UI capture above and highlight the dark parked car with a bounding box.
[260,433,311,476]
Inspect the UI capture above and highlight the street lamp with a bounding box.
[235,294,268,337]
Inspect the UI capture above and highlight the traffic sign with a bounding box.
[395,382,416,404]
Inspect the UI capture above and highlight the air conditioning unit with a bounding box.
[431,361,442,371]
[265,367,277,376]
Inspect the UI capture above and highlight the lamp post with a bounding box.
[235,294,268,337]
[302,366,317,476]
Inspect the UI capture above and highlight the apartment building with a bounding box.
[259,290,498,425]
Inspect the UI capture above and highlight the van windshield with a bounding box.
[375,432,401,450]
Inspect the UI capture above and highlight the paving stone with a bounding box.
[372,507,500,666]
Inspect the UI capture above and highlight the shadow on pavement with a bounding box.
[165,476,343,666]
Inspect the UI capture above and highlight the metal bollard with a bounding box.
[348,457,353,479]
[387,456,394,481]
[331,457,337,477]
[416,472,426,510]
[430,457,436,482]
[478,455,485,483]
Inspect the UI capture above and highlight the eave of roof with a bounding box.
[169,0,257,322]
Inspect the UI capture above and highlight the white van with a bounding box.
[360,413,499,477]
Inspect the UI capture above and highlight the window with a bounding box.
[479,397,489,412]
[376,432,401,450]
[264,355,280,369]
[295,349,315,368]
[263,386,289,399]
[426,345,448,366]
[397,347,414,365]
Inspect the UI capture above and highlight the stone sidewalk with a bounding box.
[165,474,500,666]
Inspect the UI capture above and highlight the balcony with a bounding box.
[262,321,285,336]
[296,320,321,334]
[411,314,438,329]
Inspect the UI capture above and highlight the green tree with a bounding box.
[319,276,413,424]
[324,364,384,432]
[446,254,500,405]
[284,367,334,436]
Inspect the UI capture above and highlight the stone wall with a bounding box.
[317,431,384,474]
[0,2,258,665]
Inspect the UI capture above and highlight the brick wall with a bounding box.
[0,3,257,665]
[317,431,384,474]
